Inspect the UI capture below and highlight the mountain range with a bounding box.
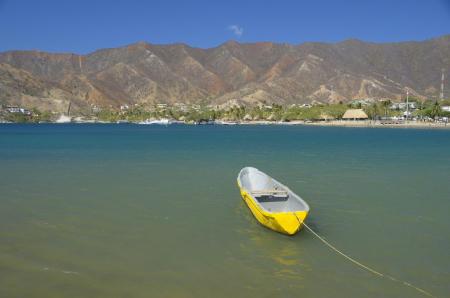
[0,35,449,112]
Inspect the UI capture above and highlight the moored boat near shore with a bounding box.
[137,118,172,125]
[237,167,309,235]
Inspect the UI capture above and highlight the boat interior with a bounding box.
[239,167,309,213]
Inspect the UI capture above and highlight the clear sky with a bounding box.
[0,0,449,54]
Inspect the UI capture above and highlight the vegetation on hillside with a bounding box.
[1,108,52,123]
[88,99,450,122]
[2,99,449,123]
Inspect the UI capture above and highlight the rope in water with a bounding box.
[300,221,436,298]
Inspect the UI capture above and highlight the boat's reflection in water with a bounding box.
[234,201,311,289]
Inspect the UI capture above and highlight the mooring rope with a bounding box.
[299,220,436,297]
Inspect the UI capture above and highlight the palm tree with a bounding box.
[382,100,391,117]
[430,101,441,119]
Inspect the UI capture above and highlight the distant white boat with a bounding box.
[55,115,72,123]
[215,120,238,125]
[138,118,171,125]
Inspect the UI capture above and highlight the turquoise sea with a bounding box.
[0,124,449,298]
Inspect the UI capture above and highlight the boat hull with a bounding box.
[238,183,308,235]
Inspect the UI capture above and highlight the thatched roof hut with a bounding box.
[342,109,368,120]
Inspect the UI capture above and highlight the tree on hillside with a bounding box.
[421,101,442,119]
[431,101,441,118]
[364,103,381,120]
[382,100,391,117]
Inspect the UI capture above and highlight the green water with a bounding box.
[0,124,449,298]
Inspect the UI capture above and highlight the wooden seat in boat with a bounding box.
[251,189,288,197]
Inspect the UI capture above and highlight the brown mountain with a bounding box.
[0,35,449,112]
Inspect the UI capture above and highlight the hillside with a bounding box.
[0,35,449,112]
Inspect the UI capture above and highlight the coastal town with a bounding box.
[1,97,449,128]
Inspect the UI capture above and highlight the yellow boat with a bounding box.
[237,167,309,235]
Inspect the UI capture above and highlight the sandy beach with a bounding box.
[300,120,450,129]
[237,120,450,129]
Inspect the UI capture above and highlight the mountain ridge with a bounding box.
[1,35,449,112]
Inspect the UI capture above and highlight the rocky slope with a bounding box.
[0,35,449,112]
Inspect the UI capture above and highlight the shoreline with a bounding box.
[1,119,450,129]
[292,120,450,129]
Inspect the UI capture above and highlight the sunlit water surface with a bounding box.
[0,124,449,297]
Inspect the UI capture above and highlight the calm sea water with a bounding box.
[0,124,449,298]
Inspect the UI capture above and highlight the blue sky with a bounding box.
[0,0,449,53]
